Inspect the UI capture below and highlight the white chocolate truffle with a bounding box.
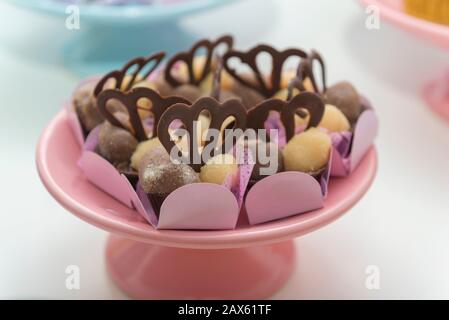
[130,138,163,170]
[283,128,331,174]
[318,104,351,133]
[199,154,239,185]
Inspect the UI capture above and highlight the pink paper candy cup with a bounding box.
[77,126,253,230]
[330,96,379,177]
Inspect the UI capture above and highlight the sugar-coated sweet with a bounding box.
[98,120,138,166]
[73,82,104,131]
[199,154,239,185]
[130,138,163,170]
[324,81,361,123]
[318,104,351,133]
[283,128,331,174]
[139,146,199,195]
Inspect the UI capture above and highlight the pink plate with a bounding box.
[36,110,377,299]
[360,0,449,48]
[360,0,449,122]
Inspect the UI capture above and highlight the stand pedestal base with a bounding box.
[423,72,449,122]
[106,236,295,300]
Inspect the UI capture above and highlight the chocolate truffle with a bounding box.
[283,128,331,175]
[173,84,204,103]
[130,138,163,170]
[139,146,199,195]
[154,77,175,97]
[324,81,361,123]
[218,90,242,103]
[98,119,138,166]
[230,83,265,110]
[73,83,104,131]
[318,104,351,133]
[243,140,283,181]
[199,154,239,185]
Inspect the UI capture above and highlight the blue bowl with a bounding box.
[8,0,235,25]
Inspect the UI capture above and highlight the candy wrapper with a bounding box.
[243,92,332,225]
[330,96,378,177]
[78,125,253,230]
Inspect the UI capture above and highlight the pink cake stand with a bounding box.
[360,0,449,121]
[36,110,377,300]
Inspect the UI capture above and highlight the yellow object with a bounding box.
[279,70,315,92]
[404,0,449,25]
[199,154,238,185]
[283,128,331,174]
[130,138,163,170]
[318,104,351,133]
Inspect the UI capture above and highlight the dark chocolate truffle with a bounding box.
[73,84,104,132]
[98,120,138,166]
[155,77,175,97]
[173,84,204,103]
[324,81,361,123]
[230,83,265,110]
[219,90,243,103]
[139,146,200,195]
[74,82,126,132]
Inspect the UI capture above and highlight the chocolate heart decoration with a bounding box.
[157,97,247,172]
[295,50,327,94]
[223,45,307,98]
[97,87,190,142]
[93,51,166,97]
[247,92,325,142]
[164,35,234,88]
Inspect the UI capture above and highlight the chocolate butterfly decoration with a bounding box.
[164,35,234,88]
[223,45,308,98]
[157,97,247,172]
[292,50,327,95]
[93,51,166,97]
[97,87,190,142]
[247,92,325,142]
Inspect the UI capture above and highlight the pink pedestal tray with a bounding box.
[36,110,377,300]
[360,0,449,122]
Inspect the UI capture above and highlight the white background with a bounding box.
[1,0,449,299]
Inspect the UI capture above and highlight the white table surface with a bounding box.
[1,0,449,300]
